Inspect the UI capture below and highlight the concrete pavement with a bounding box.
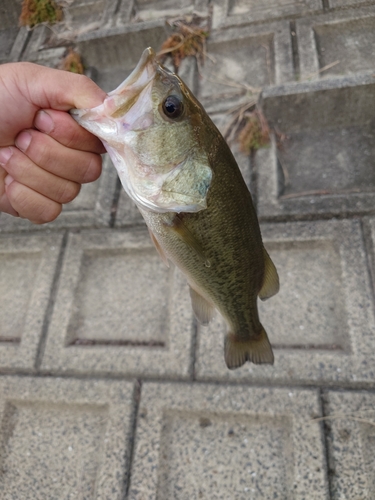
[1,0,375,498]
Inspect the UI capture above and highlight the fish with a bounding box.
[70,47,279,369]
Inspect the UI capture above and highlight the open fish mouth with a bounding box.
[108,47,157,96]
[70,47,157,126]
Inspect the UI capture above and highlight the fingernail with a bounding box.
[16,131,32,152]
[4,175,14,186]
[34,110,54,134]
[0,147,13,166]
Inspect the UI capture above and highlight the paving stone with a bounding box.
[297,7,375,81]
[115,188,145,227]
[131,0,207,23]
[0,375,134,499]
[324,390,375,499]
[0,0,28,63]
[212,0,322,28]
[258,74,375,219]
[128,382,328,499]
[199,22,294,114]
[329,0,374,7]
[0,233,63,372]
[196,219,375,385]
[0,155,117,232]
[41,228,194,377]
[363,217,375,293]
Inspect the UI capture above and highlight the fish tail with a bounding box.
[224,326,274,369]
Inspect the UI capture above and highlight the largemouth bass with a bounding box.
[71,47,279,369]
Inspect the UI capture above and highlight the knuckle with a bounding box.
[35,140,53,167]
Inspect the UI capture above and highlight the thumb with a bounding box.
[19,62,106,110]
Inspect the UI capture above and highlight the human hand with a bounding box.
[0,62,106,223]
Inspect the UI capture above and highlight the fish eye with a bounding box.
[162,95,184,119]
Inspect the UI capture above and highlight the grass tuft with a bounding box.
[60,48,84,74]
[238,110,270,154]
[158,15,209,70]
[19,0,63,28]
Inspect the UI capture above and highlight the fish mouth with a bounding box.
[70,47,157,124]
[108,47,157,96]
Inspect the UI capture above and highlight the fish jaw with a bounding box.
[70,47,212,214]
[70,48,157,140]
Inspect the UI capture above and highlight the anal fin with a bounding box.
[189,286,215,326]
[224,326,274,369]
[259,247,279,301]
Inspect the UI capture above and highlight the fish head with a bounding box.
[71,47,212,213]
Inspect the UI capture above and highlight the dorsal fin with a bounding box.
[259,247,279,301]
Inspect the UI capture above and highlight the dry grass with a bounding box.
[237,109,271,154]
[222,97,272,154]
[157,15,209,70]
[19,0,63,28]
[60,48,84,74]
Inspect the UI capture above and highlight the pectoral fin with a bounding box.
[148,227,169,268]
[259,247,279,301]
[189,286,215,325]
[172,215,209,266]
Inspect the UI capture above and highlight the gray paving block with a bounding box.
[297,7,375,81]
[212,0,322,28]
[363,216,375,291]
[41,228,194,377]
[324,390,375,499]
[114,189,145,227]
[258,75,375,219]
[329,0,373,7]
[0,375,134,499]
[199,22,294,114]
[196,219,375,385]
[131,0,206,23]
[129,382,328,499]
[0,1,29,63]
[0,233,63,372]
[0,154,117,232]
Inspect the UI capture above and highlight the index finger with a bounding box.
[34,109,106,154]
[16,62,106,110]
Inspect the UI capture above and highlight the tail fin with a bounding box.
[224,327,274,369]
